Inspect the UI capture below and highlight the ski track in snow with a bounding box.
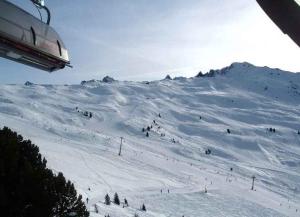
[0,63,300,216]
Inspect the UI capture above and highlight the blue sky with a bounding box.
[1,0,300,84]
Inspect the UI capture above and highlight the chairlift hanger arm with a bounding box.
[31,0,51,25]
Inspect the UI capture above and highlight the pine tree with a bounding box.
[114,192,120,205]
[105,194,111,205]
[124,198,128,206]
[94,204,98,213]
[141,204,146,211]
[0,127,89,217]
[52,173,89,216]
[205,149,211,155]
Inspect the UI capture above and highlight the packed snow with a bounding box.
[0,62,300,217]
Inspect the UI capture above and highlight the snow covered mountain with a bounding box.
[1,62,300,217]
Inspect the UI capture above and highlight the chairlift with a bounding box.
[257,0,300,47]
[0,0,71,72]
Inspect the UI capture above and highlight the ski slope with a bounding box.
[0,62,300,217]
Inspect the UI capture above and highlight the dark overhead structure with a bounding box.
[0,0,70,72]
[257,0,300,47]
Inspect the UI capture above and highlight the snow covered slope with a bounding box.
[1,62,300,217]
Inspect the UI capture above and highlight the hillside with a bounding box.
[0,62,300,217]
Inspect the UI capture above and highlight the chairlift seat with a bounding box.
[0,1,70,72]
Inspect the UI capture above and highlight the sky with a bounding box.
[0,0,300,84]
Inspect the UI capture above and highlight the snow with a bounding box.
[0,62,300,216]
